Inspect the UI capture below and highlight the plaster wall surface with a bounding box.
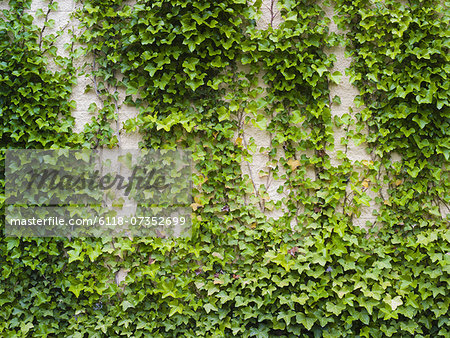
[17,0,385,227]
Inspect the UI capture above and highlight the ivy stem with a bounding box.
[240,123,265,212]
[39,0,54,50]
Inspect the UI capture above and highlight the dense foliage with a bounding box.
[0,0,448,336]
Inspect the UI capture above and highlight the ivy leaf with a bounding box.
[412,115,429,129]
[285,13,298,22]
[291,110,306,124]
[36,8,45,18]
[287,159,300,170]
[217,106,230,122]
[212,252,224,260]
[292,293,309,305]
[44,19,55,28]
[126,83,139,95]
[168,302,184,317]
[384,295,403,311]
[182,57,199,72]
[332,95,341,105]
[329,71,342,84]
[122,300,135,311]
[406,167,420,178]
[207,78,221,90]
[68,283,84,298]
[296,313,316,330]
[204,303,218,314]
[313,65,328,77]
[144,64,158,77]
[254,115,268,130]
[186,78,204,91]
[88,102,97,113]
[326,301,346,315]
[20,322,34,335]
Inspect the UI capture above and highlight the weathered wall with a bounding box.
[13,0,381,226]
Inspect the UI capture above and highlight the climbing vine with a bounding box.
[334,0,449,228]
[0,0,448,336]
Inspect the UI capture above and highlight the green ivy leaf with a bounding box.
[329,71,342,84]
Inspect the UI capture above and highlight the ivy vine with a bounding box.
[0,0,448,336]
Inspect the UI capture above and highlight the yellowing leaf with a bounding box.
[362,179,370,188]
[190,203,202,211]
[235,137,242,146]
[287,159,300,170]
[213,279,224,285]
[395,179,403,186]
